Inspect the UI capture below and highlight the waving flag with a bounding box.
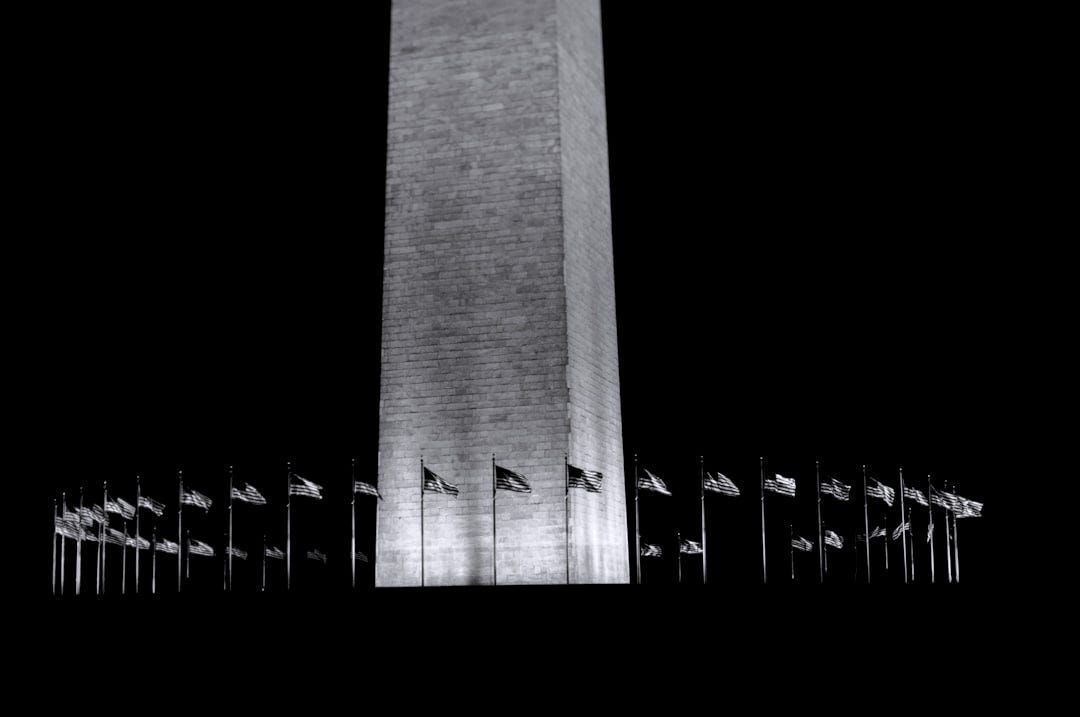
[289,474,323,500]
[181,489,213,512]
[306,549,327,564]
[231,483,267,505]
[679,538,703,555]
[637,468,672,496]
[189,539,215,557]
[825,530,844,549]
[127,534,150,550]
[821,477,851,502]
[704,471,739,497]
[764,474,796,497]
[495,465,531,493]
[423,467,459,496]
[227,546,248,560]
[903,486,928,507]
[107,498,136,520]
[265,545,285,560]
[90,505,108,525]
[891,522,910,540]
[866,478,895,506]
[869,525,885,540]
[640,543,663,558]
[568,465,603,493]
[106,528,127,546]
[138,495,166,517]
[353,551,369,563]
[956,495,983,519]
[155,538,180,555]
[792,535,814,552]
[354,481,381,499]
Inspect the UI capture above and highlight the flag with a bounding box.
[930,486,961,511]
[288,474,323,500]
[764,473,796,497]
[227,546,248,560]
[891,522,910,540]
[568,465,603,493]
[825,530,843,549]
[54,516,81,540]
[869,525,885,540]
[106,528,127,546]
[423,467,459,496]
[679,538,703,555]
[640,543,663,558]
[189,539,215,557]
[495,465,531,493]
[264,545,285,560]
[354,481,381,499]
[956,495,983,519]
[90,504,108,525]
[866,478,895,506]
[76,506,96,528]
[127,535,150,550]
[353,551,369,563]
[791,535,814,552]
[155,538,180,555]
[231,483,267,505]
[637,468,672,496]
[821,477,851,502]
[181,489,213,512]
[306,549,327,564]
[107,498,136,520]
[138,495,166,517]
[927,522,934,543]
[903,486,928,507]
[704,471,739,497]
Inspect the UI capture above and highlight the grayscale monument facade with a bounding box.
[376,0,629,585]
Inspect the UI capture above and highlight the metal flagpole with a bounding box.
[222,530,227,592]
[122,522,128,595]
[286,461,291,591]
[760,457,767,584]
[883,514,889,575]
[823,523,829,576]
[420,456,425,588]
[677,531,683,585]
[634,454,641,585]
[351,458,356,590]
[76,486,83,596]
[52,498,58,595]
[816,460,824,584]
[185,530,190,582]
[789,524,794,583]
[178,470,183,593]
[135,477,140,594]
[952,484,961,583]
[700,456,707,585]
[927,475,936,583]
[564,454,570,585]
[944,481,953,583]
[228,465,234,592]
[261,534,267,592]
[491,453,497,587]
[151,529,156,594]
[60,492,67,596]
[101,480,108,595]
[899,468,908,584]
[862,465,871,584]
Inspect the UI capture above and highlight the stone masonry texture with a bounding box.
[377,0,628,586]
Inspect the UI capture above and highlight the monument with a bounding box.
[376,0,628,585]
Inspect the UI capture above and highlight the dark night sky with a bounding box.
[21,2,1037,695]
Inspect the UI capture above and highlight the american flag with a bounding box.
[54,516,81,540]
[227,546,248,560]
[138,495,165,517]
[866,478,895,506]
[264,545,285,560]
[679,538,703,555]
[568,465,603,493]
[127,534,150,550]
[155,538,179,555]
[181,489,213,512]
[704,471,739,497]
[354,480,381,499]
[495,465,531,493]
[956,495,983,519]
[289,474,323,500]
[640,543,663,558]
[821,477,851,502]
[189,539,215,557]
[106,498,136,520]
[90,505,108,525]
[891,522,910,540]
[825,530,843,549]
[764,473,797,497]
[353,551,369,563]
[306,549,327,564]
[903,486,929,507]
[106,528,127,546]
[791,535,814,552]
[637,468,672,496]
[231,483,267,505]
[423,467,458,496]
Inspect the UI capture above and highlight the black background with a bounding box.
[21,1,1039,700]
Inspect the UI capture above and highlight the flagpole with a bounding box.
[952,484,961,583]
[60,492,67,596]
[944,481,953,583]
[52,498,58,595]
[634,454,641,585]
[927,475,935,583]
[222,530,227,592]
[351,457,356,591]
[151,529,156,594]
[261,533,267,592]
[135,477,141,594]
[816,460,824,584]
[899,468,908,584]
[789,524,794,583]
[700,456,707,585]
[101,480,108,595]
[883,513,889,576]
[760,457,767,584]
[178,470,183,593]
[228,465,234,592]
[823,523,829,576]
[564,454,570,585]
[491,453,497,587]
[286,461,291,592]
[862,465,870,584]
[122,521,128,595]
[420,456,425,588]
[677,531,682,585]
[185,529,190,582]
